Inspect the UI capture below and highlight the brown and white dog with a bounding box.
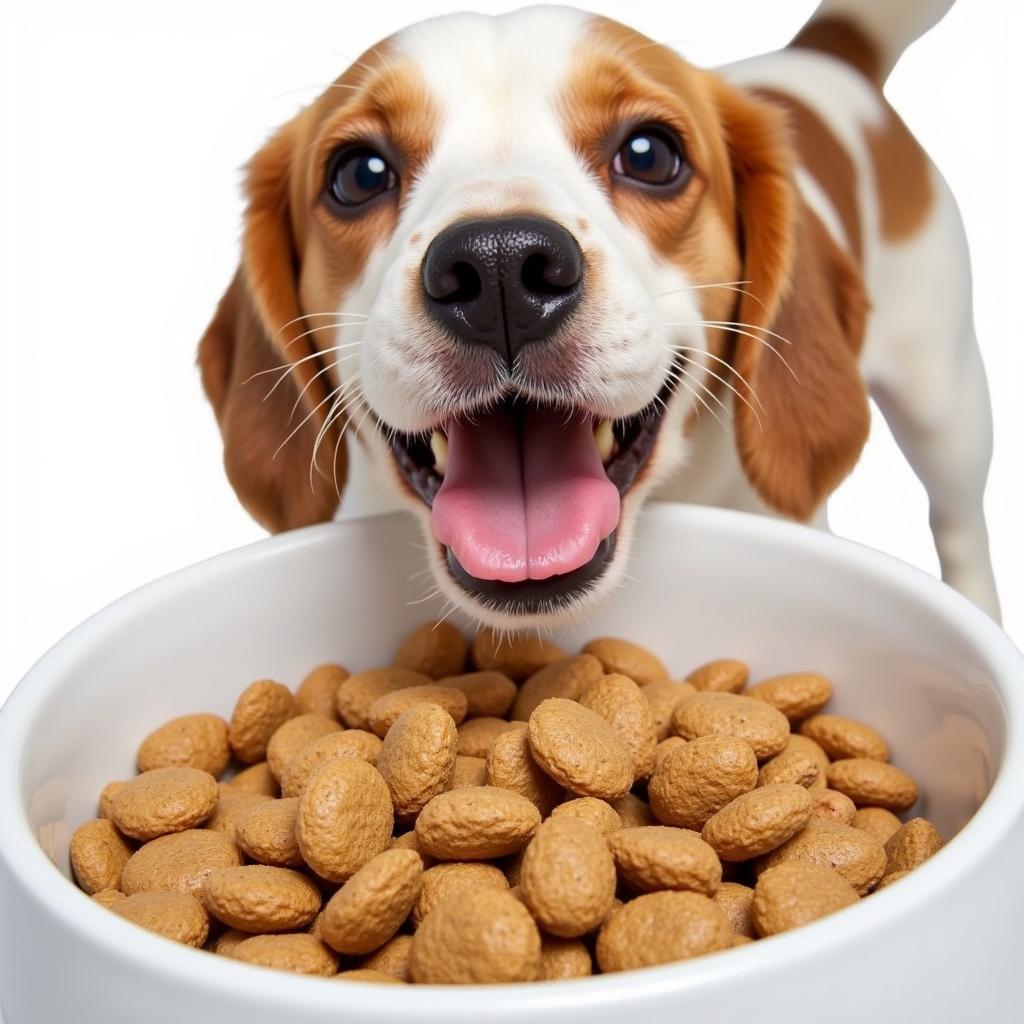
[198,0,1000,628]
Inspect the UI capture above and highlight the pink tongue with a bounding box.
[431,406,620,583]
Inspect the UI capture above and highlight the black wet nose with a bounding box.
[421,216,584,364]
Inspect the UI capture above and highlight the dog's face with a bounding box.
[199,6,869,629]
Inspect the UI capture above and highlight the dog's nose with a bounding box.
[421,216,584,364]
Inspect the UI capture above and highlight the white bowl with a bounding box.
[1,505,1022,1023]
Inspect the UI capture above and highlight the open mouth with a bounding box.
[390,377,673,614]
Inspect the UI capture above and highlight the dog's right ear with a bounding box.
[197,121,344,533]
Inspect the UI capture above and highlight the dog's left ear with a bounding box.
[197,118,344,532]
[712,81,871,521]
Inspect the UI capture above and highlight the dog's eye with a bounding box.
[325,146,398,208]
[612,127,688,188]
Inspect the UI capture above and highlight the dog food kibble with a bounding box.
[77,625,940,983]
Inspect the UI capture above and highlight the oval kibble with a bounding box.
[527,698,632,800]
[610,792,656,829]
[412,861,509,926]
[98,780,127,819]
[582,637,668,685]
[111,767,219,841]
[376,704,457,820]
[320,849,423,955]
[203,865,321,932]
[212,929,250,956]
[367,684,468,738]
[851,806,904,843]
[296,758,394,881]
[580,674,657,781]
[746,673,832,723]
[336,668,433,730]
[757,748,819,788]
[228,762,279,797]
[653,736,688,770]
[702,784,813,862]
[456,717,522,757]
[800,715,889,762]
[472,628,566,680]
[228,680,297,765]
[295,663,349,720]
[519,818,617,937]
[266,714,342,780]
[137,714,231,777]
[438,671,517,718]
[92,888,127,910]
[393,620,468,678]
[550,797,622,838]
[752,861,859,937]
[70,819,134,895]
[511,655,604,721]
[120,829,242,899]
[361,933,414,980]
[784,734,830,790]
[486,727,563,816]
[884,818,942,874]
[685,659,749,694]
[451,754,488,789]
[281,729,383,798]
[204,785,274,840]
[409,888,541,983]
[671,692,790,761]
[416,786,541,860]
[648,735,758,830]
[608,826,722,896]
[809,789,857,824]
[236,798,303,867]
[642,680,698,741]
[110,891,209,948]
[714,882,756,938]
[596,891,733,972]
[826,759,918,812]
[539,936,593,980]
[228,933,339,976]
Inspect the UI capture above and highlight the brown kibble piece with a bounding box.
[111,767,219,841]
[296,758,394,881]
[137,714,231,777]
[800,715,889,762]
[851,806,904,844]
[204,785,273,840]
[120,829,242,899]
[438,671,517,718]
[642,680,698,740]
[649,734,758,830]
[809,789,857,824]
[367,685,468,738]
[394,620,468,678]
[203,865,321,932]
[361,933,414,980]
[92,888,127,909]
[826,759,918,812]
[551,797,622,837]
[540,936,593,979]
[609,826,722,896]
[512,655,604,721]
[757,748,819,788]
[653,736,688,770]
[528,699,632,800]
[281,730,383,798]
[472,628,566,680]
[236,798,303,867]
[410,888,541,983]
[110,891,209,948]
[376,705,457,820]
[714,882,756,937]
[884,818,942,873]
[582,637,668,685]
[610,792,656,829]
[70,819,134,895]
[456,717,522,757]
[227,934,338,976]
[520,818,616,937]
[336,668,433,730]
[266,714,342,780]
[98,780,127,819]
[756,818,887,895]
[451,755,488,789]
[416,786,540,860]
[295,663,349,720]
[229,681,297,765]
[746,673,832,723]
[320,849,423,954]
[596,891,732,972]
[412,861,509,926]
[784,734,830,789]
[580,674,657,781]
[672,692,789,761]
[213,929,250,955]
[486,727,563,816]
[228,762,279,797]
[685,659,749,694]
[702,784,813,861]
[752,861,859,937]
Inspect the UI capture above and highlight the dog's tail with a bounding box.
[789,0,955,85]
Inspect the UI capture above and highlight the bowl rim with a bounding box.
[2,504,1022,1014]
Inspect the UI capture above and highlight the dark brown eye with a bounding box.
[325,146,398,208]
[612,127,689,189]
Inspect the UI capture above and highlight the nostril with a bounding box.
[521,253,571,297]
[425,260,483,304]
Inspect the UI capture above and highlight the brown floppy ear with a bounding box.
[197,120,344,532]
[714,82,870,521]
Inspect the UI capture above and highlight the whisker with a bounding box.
[672,346,765,425]
[664,322,799,381]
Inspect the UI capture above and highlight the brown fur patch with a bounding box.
[790,15,883,85]
[866,107,934,242]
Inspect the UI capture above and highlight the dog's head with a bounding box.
[198,6,868,628]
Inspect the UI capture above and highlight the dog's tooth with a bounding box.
[430,430,448,475]
[594,419,615,463]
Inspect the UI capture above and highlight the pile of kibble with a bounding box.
[69,623,942,983]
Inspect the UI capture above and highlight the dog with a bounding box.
[198,0,1001,629]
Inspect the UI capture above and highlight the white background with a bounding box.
[2,0,1021,709]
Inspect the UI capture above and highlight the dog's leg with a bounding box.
[864,182,1000,620]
